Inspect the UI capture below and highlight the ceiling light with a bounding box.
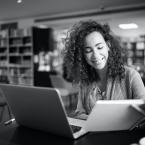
[17,0,22,3]
[38,25,48,28]
[118,23,138,29]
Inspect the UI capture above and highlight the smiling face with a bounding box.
[84,31,110,72]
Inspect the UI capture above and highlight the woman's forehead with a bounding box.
[84,32,105,45]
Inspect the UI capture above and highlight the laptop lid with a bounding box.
[0,84,76,139]
[84,100,145,132]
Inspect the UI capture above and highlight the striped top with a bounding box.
[75,66,145,118]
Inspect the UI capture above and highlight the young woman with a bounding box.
[63,20,145,119]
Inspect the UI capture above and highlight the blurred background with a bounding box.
[0,0,145,89]
[0,0,145,116]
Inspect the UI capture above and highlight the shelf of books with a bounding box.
[121,37,145,66]
[121,35,145,79]
[0,28,33,85]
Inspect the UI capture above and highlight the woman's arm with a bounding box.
[131,70,145,99]
[74,89,88,120]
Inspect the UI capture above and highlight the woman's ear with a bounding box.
[106,41,111,51]
[107,41,111,48]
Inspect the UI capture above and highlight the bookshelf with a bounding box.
[121,36,145,81]
[122,40,145,66]
[0,27,52,86]
[0,28,33,85]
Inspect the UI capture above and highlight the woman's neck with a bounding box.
[96,68,108,93]
[96,67,108,82]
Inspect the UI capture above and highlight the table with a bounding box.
[0,122,145,145]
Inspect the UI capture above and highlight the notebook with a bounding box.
[0,83,144,139]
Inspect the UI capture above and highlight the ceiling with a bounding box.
[0,0,145,38]
[0,0,145,20]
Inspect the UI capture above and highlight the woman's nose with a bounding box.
[92,49,100,58]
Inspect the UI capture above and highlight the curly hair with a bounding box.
[63,20,125,85]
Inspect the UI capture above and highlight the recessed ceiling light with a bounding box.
[118,23,138,30]
[17,0,22,3]
[38,25,48,28]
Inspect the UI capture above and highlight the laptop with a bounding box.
[0,83,144,139]
[0,84,86,139]
[84,100,145,132]
[130,103,145,128]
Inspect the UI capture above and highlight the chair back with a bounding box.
[0,89,13,123]
[49,74,78,94]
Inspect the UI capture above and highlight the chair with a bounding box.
[49,74,78,96]
[0,89,13,124]
[49,74,79,112]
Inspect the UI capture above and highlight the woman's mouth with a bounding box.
[92,57,104,64]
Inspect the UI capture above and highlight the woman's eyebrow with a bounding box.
[95,43,102,47]
[84,43,102,48]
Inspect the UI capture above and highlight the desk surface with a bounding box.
[0,122,145,145]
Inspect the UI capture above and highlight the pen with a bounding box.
[4,118,15,126]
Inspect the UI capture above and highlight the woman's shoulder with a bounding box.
[124,65,136,72]
[124,65,140,78]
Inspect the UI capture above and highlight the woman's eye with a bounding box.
[84,48,92,53]
[97,46,103,50]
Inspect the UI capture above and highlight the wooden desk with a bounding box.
[0,122,145,145]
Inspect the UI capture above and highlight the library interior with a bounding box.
[0,0,145,145]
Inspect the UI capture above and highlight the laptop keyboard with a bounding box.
[70,125,82,133]
[67,117,85,133]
